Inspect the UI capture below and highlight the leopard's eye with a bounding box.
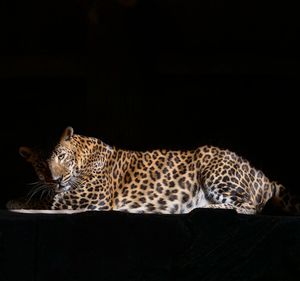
[58,154,65,161]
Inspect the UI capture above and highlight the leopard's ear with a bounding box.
[61,126,74,141]
[19,146,33,160]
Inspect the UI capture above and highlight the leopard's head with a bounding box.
[48,126,115,194]
[47,127,79,193]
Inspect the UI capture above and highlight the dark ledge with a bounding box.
[1,208,299,281]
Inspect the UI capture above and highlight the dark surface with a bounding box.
[1,209,300,281]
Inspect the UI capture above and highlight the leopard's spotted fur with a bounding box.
[38,127,299,215]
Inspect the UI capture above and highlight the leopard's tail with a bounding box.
[271,182,300,215]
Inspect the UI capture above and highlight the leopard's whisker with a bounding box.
[47,188,53,198]
[27,181,41,186]
[26,188,42,203]
[27,185,41,197]
[27,184,46,199]
[40,188,48,199]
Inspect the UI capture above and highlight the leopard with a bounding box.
[6,146,54,210]
[37,126,299,215]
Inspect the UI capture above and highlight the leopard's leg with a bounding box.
[201,203,235,211]
[200,177,257,214]
[200,164,258,212]
[202,203,257,215]
[6,198,27,210]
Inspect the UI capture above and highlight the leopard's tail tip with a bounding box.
[271,181,300,215]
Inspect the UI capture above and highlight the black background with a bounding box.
[0,0,299,207]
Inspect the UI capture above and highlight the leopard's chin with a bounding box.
[54,184,72,193]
